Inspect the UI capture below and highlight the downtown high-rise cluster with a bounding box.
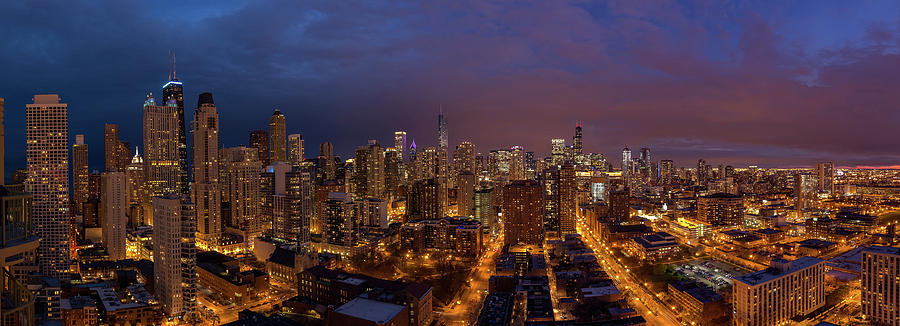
[1,56,899,326]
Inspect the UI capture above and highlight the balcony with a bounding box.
[1,268,34,326]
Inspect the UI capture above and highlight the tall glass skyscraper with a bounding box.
[162,55,188,195]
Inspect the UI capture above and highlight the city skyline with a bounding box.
[3,2,900,325]
[3,1,900,171]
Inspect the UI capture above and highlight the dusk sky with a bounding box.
[3,0,900,172]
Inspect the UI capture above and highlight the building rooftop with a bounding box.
[670,281,722,303]
[735,256,823,286]
[581,286,620,297]
[333,298,405,324]
[862,245,900,256]
[92,287,146,312]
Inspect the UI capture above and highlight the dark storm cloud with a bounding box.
[2,0,900,173]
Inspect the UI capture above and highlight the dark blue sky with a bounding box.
[3,0,900,175]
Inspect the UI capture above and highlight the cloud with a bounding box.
[1,0,899,173]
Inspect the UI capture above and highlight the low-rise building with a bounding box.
[668,281,725,326]
[327,298,409,326]
[196,251,269,306]
[298,266,433,326]
[627,232,679,260]
[61,295,99,326]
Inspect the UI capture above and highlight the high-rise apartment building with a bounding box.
[503,180,543,246]
[458,172,475,217]
[101,172,127,260]
[249,130,270,166]
[25,94,71,280]
[861,246,900,326]
[0,97,3,185]
[104,124,129,172]
[152,195,197,316]
[269,110,286,163]
[394,131,407,162]
[225,147,262,233]
[559,163,577,236]
[384,148,401,196]
[454,141,476,176]
[322,192,356,247]
[352,141,385,198]
[73,134,89,214]
[733,256,825,326]
[407,178,443,220]
[697,193,743,226]
[192,93,222,245]
[815,162,834,195]
[288,133,305,166]
[319,142,336,180]
[265,162,314,245]
[509,146,525,181]
[474,188,494,235]
[0,185,38,325]
[794,172,819,211]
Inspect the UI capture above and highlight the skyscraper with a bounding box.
[101,172,127,260]
[0,97,3,185]
[696,159,707,186]
[73,135,89,214]
[225,147,262,234]
[384,148,401,195]
[503,180,543,246]
[288,133,305,166]
[394,131,407,162]
[143,94,181,202]
[322,192,355,248]
[457,172,475,217]
[192,92,222,245]
[573,122,583,157]
[453,141,476,176]
[861,246,900,326]
[104,124,129,172]
[152,195,197,316]
[161,59,188,196]
[352,140,385,198]
[659,160,674,185]
[264,162,315,245]
[438,109,448,149]
[26,94,71,280]
[622,147,632,182]
[125,148,145,225]
[319,142,336,180]
[509,146,525,181]
[551,138,566,166]
[639,147,650,168]
[249,130,270,166]
[815,162,834,195]
[269,110,287,163]
[558,163,577,236]
[474,188,494,235]
[794,172,818,211]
